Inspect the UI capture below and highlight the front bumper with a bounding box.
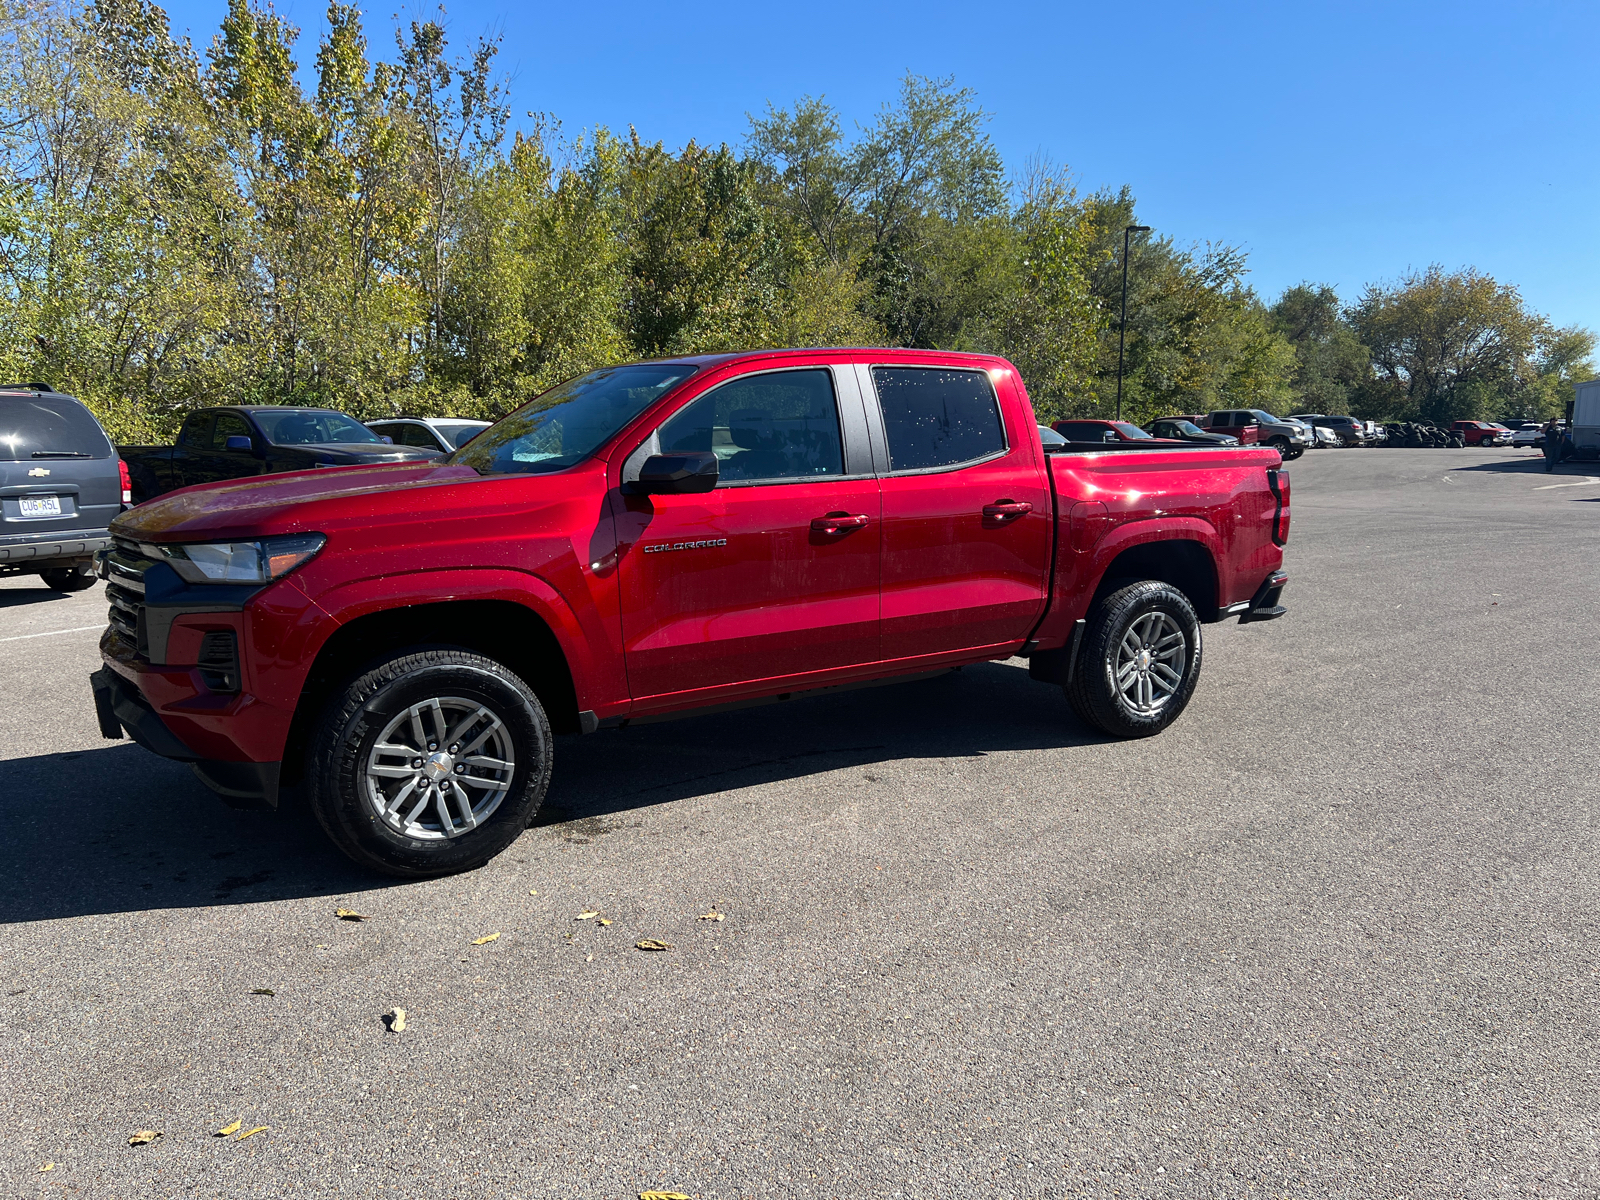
[90,664,283,808]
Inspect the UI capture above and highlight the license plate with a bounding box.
[19,495,61,517]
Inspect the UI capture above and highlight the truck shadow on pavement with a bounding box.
[1449,457,1586,475]
[0,581,78,609]
[0,660,1102,924]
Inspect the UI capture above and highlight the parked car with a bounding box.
[366,417,491,454]
[1038,424,1068,446]
[1050,419,1185,445]
[92,349,1292,878]
[1510,421,1543,448]
[1452,420,1509,447]
[1144,417,1239,446]
[0,384,128,591]
[119,407,442,502]
[1198,409,1308,459]
[1289,413,1366,446]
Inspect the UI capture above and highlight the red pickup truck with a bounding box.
[90,350,1290,878]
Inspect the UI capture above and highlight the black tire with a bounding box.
[1284,448,1304,461]
[1066,581,1203,739]
[40,564,97,592]
[307,648,552,878]
[1268,436,1291,456]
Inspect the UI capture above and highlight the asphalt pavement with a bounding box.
[1,446,1597,1199]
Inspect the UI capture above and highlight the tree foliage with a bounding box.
[0,0,1579,440]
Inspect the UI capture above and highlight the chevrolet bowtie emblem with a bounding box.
[27,467,49,476]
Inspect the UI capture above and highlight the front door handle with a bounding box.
[811,512,869,535]
[983,500,1033,519]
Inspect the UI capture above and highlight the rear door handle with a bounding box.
[983,500,1033,519]
[811,513,869,534]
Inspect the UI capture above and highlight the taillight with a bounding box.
[1267,469,1290,546]
[118,458,132,505]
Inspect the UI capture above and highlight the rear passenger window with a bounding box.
[872,367,1005,471]
[658,369,844,485]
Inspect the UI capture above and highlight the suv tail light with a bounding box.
[118,459,132,505]
[1267,469,1290,546]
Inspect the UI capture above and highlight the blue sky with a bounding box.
[160,0,1600,333]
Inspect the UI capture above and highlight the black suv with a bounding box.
[0,384,125,591]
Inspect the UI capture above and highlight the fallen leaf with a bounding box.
[385,1008,407,1032]
[698,912,724,921]
[576,911,600,921]
[250,988,275,996]
[639,1192,691,1200]
[237,1126,269,1141]
[215,1119,242,1137]
[635,939,673,952]
[471,932,501,946]
[528,888,538,896]
[334,908,367,921]
[597,918,612,927]
[585,954,594,962]
[128,1130,161,1146]
[38,1163,53,1173]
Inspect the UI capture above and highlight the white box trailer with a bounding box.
[1574,379,1600,459]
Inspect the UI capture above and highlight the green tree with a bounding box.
[1267,284,1371,414]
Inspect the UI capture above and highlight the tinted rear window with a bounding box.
[0,394,113,461]
[872,367,1005,471]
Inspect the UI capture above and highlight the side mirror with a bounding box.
[378,435,394,444]
[1102,430,1117,443]
[224,435,253,452]
[634,451,718,494]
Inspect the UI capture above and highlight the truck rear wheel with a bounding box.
[307,649,552,878]
[1066,581,1202,738]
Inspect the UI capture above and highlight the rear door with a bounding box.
[867,364,1050,661]
[614,363,882,702]
[0,392,119,536]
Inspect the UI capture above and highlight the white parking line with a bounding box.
[1533,476,1600,490]
[0,624,104,644]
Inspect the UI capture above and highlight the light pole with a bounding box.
[1116,224,1151,421]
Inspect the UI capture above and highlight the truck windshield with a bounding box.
[450,365,697,475]
[254,410,381,445]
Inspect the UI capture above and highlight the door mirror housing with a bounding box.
[634,451,719,494]
[224,435,253,452]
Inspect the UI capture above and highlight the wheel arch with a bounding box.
[280,598,581,790]
[1091,537,1218,621]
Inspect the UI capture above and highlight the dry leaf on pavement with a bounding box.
[528,889,538,896]
[576,911,600,920]
[334,909,367,921]
[384,1008,406,1032]
[38,1163,53,1173]
[597,918,612,926]
[471,932,501,945]
[698,912,724,921]
[250,988,275,996]
[215,1119,242,1137]
[639,1192,691,1200]
[237,1126,269,1141]
[128,1130,161,1146]
[635,939,673,952]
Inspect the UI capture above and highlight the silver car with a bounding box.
[367,417,491,454]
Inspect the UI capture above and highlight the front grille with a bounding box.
[197,630,239,693]
[104,534,155,655]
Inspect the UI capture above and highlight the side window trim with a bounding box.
[859,363,1010,476]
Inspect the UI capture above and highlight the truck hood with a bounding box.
[112,460,486,541]
[304,442,438,461]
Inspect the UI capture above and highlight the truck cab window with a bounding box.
[873,368,1005,471]
[211,413,252,450]
[658,369,844,484]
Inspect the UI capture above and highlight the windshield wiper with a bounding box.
[30,450,92,458]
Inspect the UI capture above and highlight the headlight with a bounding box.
[146,533,326,584]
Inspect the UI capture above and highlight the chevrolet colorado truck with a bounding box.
[119,405,439,502]
[90,350,1290,878]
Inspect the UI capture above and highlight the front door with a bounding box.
[615,365,882,704]
[869,364,1051,661]
[184,411,263,486]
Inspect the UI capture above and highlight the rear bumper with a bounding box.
[1238,570,1289,623]
[0,527,110,564]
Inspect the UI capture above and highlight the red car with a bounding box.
[1052,419,1185,446]
[91,349,1290,877]
[1452,420,1509,447]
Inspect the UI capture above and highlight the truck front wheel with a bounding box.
[1066,581,1202,738]
[307,649,552,878]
